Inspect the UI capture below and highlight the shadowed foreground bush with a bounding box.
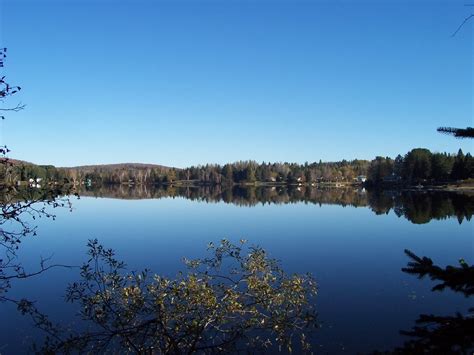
[20,239,318,354]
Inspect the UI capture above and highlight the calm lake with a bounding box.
[1,186,472,354]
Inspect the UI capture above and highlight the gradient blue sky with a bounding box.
[0,0,472,168]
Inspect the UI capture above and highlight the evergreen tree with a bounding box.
[431,153,453,181]
[451,149,466,180]
[403,148,432,182]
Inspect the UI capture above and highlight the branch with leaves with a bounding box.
[22,239,318,354]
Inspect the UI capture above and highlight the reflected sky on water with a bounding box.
[0,187,472,353]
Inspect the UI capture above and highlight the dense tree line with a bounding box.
[367,148,474,184]
[1,162,67,185]
[3,159,371,186]
[3,148,473,187]
[176,159,370,185]
[61,160,370,186]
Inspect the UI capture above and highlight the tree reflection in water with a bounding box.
[377,251,474,354]
[0,185,74,300]
[1,184,473,353]
[80,184,474,225]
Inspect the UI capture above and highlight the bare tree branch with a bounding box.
[452,13,474,37]
[0,102,26,115]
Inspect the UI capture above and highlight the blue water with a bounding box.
[1,195,472,353]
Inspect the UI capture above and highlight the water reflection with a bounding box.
[79,185,474,225]
[381,250,474,354]
[0,186,73,299]
[0,185,472,353]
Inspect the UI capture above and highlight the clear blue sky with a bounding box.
[0,0,472,168]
